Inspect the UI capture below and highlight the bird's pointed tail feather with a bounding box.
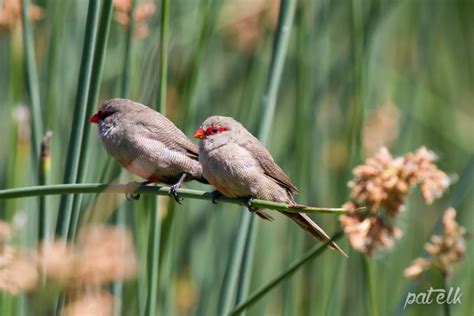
[282,211,348,257]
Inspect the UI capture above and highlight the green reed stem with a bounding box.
[156,0,169,112]
[144,195,160,316]
[441,274,451,316]
[230,0,297,313]
[0,183,352,215]
[121,0,135,98]
[365,257,378,316]
[55,0,101,238]
[21,0,43,166]
[115,0,134,313]
[230,231,344,315]
[145,0,170,314]
[69,0,114,240]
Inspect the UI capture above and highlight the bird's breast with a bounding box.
[200,143,262,198]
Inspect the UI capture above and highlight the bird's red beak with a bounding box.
[193,128,205,139]
[89,112,100,124]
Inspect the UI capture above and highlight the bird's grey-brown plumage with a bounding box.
[196,116,346,257]
[91,98,206,190]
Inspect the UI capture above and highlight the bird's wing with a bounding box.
[242,132,299,195]
[138,111,199,159]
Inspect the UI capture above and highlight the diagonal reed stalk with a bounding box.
[230,231,344,315]
[222,0,298,314]
[55,0,101,238]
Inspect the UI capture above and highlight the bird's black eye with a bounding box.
[212,127,218,133]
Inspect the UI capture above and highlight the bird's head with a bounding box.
[89,98,137,124]
[193,116,239,141]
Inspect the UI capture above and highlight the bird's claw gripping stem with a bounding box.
[125,180,151,201]
[126,192,141,201]
[168,173,187,204]
[244,196,257,213]
[168,184,183,204]
[211,190,222,204]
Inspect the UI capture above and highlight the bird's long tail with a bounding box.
[282,211,348,257]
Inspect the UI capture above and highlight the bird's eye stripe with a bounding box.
[98,110,114,120]
[204,126,228,135]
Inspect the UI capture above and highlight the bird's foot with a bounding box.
[244,196,258,213]
[126,192,141,201]
[125,181,151,201]
[211,190,222,204]
[168,173,188,204]
[168,184,184,204]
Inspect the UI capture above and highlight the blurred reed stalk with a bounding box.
[349,0,373,315]
[69,0,114,240]
[219,0,298,314]
[145,0,170,315]
[179,0,215,127]
[121,0,136,99]
[114,1,135,314]
[55,0,101,238]
[21,0,43,169]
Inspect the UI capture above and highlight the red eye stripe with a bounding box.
[205,126,228,135]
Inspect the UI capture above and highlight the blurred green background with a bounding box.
[0,0,472,315]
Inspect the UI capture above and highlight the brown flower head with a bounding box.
[75,225,137,285]
[341,147,451,256]
[403,257,431,279]
[38,225,137,287]
[403,147,451,204]
[219,0,279,53]
[0,221,12,247]
[404,208,467,279]
[340,210,402,257]
[61,290,114,316]
[363,103,400,156]
[0,0,44,36]
[38,240,77,285]
[113,0,155,39]
[347,146,450,216]
[0,249,39,295]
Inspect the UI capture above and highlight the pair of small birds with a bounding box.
[90,98,346,257]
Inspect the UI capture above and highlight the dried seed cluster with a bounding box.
[340,147,450,256]
[404,208,467,279]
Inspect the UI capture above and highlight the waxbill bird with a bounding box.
[90,98,207,202]
[194,116,347,257]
